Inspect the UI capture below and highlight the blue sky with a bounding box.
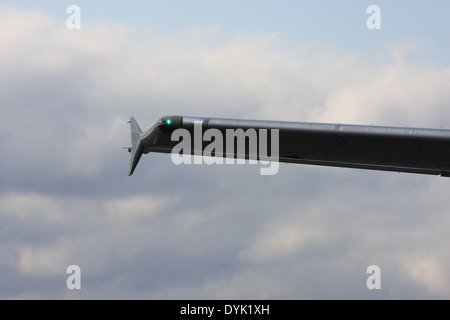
[1,1,450,300]
[6,0,450,64]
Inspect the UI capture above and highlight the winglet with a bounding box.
[128,117,143,176]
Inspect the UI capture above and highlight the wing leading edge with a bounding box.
[127,115,450,177]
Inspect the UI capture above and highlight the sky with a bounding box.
[1,1,450,299]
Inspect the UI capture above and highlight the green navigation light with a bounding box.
[166,119,172,125]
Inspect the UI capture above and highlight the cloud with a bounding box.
[1,6,450,299]
[405,254,448,295]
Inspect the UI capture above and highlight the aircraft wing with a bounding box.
[127,115,450,177]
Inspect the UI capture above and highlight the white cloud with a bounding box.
[238,218,324,264]
[405,254,449,295]
[0,192,172,280]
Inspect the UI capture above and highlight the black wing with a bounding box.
[128,115,450,177]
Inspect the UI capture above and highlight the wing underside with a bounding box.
[129,115,450,177]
